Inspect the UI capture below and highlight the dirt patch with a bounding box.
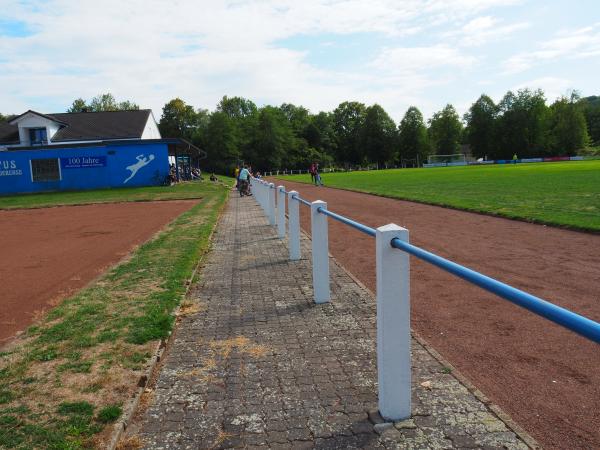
[0,200,198,345]
[278,179,600,450]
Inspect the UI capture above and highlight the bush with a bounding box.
[96,405,122,423]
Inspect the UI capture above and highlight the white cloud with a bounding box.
[503,23,600,74]
[370,45,477,73]
[0,0,586,123]
[445,15,529,47]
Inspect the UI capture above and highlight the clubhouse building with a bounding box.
[0,109,203,195]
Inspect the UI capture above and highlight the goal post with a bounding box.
[427,154,467,165]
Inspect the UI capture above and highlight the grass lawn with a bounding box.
[0,180,232,449]
[0,180,232,210]
[282,161,600,232]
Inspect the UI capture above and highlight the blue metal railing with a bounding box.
[291,193,311,207]
[317,207,377,237]
[283,190,600,345]
[389,238,600,344]
[262,178,600,344]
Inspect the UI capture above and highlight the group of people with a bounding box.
[234,162,322,197]
[309,162,323,186]
[168,164,220,185]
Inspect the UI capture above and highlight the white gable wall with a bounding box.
[141,112,161,139]
[14,113,62,146]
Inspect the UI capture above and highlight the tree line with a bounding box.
[156,90,598,173]
[2,89,599,173]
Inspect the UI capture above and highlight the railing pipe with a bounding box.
[317,207,376,237]
[288,190,301,260]
[390,238,600,344]
[310,200,330,303]
[291,193,311,207]
[277,186,286,238]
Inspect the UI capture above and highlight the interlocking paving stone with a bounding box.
[137,192,531,449]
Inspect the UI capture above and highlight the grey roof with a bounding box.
[0,109,152,145]
[0,122,19,144]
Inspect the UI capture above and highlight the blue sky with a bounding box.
[1,0,599,122]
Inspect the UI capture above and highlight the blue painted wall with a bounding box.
[0,141,169,195]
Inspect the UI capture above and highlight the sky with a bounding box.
[1,0,599,123]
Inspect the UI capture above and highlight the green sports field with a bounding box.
[284,161,600,232]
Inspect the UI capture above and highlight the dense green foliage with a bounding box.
[428,104,463,155]
[67,93,139,112]
[284,160,600,231]
[464,90,591,159]
[151,90,599,173]
[581,95,600,146]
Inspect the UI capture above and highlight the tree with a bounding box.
[66,93,139,113]
[360,104,397,166]
[249,106,294,170]
[217,96,257,119]
[215,96,258,163]
[496,89,550,158]
[428,104,463,155]
[67,98,87,113]
[305,112,337,161]
[203,111,240,173]
[158,98,199,139]
[547,93,589,155]
[398,106,430,165]
[464,95,498,159]
[581,96,600,146]
[279,103,310,135]
[332,101,367,165]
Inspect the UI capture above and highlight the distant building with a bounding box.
[0,110,203,195]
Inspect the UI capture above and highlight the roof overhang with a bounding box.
[167,138,207,160]
[8,110,68,126]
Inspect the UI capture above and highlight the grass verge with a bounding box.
[281,161,600,232]
[0,179,232,210]
[0,180,232,449]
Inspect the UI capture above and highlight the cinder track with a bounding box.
[0,200,197,345]
[277,179,600,450]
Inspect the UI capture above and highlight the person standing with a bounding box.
[512,153,518,164]
[234,165,240,188]
[315,163,323,186]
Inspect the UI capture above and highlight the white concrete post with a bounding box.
[251,178,258,207]
[310,200,330,303]
[376,224,411,421]
[288,191,301,260]
[254,180,262,210]
[277,186,286,238]
[259,181,266,211]
[268,183,276,225]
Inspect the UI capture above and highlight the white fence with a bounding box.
[250,177,411,420]
[248,176,600,422]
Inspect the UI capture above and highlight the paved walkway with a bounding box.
[135,192,532,449]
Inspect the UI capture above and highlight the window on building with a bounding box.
[29,128,47,145]
[31,158,60,182]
